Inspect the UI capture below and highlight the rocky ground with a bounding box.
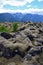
[0,22,43,65]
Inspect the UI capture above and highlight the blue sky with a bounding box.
[0,0,43,15]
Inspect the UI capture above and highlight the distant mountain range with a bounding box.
[0,13,43,22]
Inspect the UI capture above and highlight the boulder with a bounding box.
[28,46,42,56]
[3,48,12,59]
[0,44,4,51]
[34,41,42,46]
[7,62,15,65]
[1,32,14,39]
[35,38,43,45]
[39,28,43,33]
[27,34,34,41]
[12,48,25,58]
[24,54,32,60]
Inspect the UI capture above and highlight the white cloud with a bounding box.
[0,0,34,14]
[26,5,31,8]
[0,0,43,15]
[16,8,43,15]
[25,0,34,3]
[3,0,26,6]
[0,0,34,7]
[0,8,43,15]
[38,0,43,2]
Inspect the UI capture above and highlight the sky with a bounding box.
[0,0,43,15]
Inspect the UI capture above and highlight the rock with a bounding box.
[3,48,12,59]
[1,32,14,39]
[8,38,16,43]
[13,40,16,43]
[23,37,33,45]
[0,37,15,48]
[10,33,16,36]
[12,48,19,57]
[18,26,25,31]
[12,48,25,58]
[24,54,32,60]
[18,23,29,31]
[23,60,39,65]
[28,46,42,56]
[0,44,4,51]
[19,51,25,58]
[32,62,40,65]
[26,46,32,51]
[28,48,36,56]
[36,39,43,45]
[15,32,26,43]
[7,62,15,65]
[31,33,38,38]
[0,51,3,57]
[0,22,43,65]
[19,37,33,51]
[27,34,34,41]
[29,27,35,30]
[0,44,5,57]
[39,28,43,33]
[34,41,42,46]
[0,61,4,65]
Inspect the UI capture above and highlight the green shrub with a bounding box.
[0,25,10,33]
[13,22,18,32]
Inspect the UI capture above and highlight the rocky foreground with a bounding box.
[0,22,43,65]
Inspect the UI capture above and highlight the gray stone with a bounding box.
[24,54,32,60]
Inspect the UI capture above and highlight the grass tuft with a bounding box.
[0,25,10,33]
[12,22,18,32]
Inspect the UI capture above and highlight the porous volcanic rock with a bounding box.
[0,22,43,65]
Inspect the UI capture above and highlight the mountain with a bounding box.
[0,13,15,22]
[0,13,43,22]
[21,14,43,22]
[13,13,24,21]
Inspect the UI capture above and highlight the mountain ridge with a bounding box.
[0,13,43,22]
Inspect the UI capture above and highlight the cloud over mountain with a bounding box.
[0,0,43,15]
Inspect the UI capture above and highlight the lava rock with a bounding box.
[27,34,34,41]
[29,49,36,56]
[13,41,16,43]
[28,46,42,56]
[0,61,4,65]
[12,48,25,58]
[34,41,42,46]
[39,29,43,33]
[18,27,25,31]
[0,44,4,51]
[12,48,19,57]
[35,46,42,55]
[33,62,40,65]
[26,46,32,51]
[24,54,32,60]
[1,32,14,39]
[18,51,25,58]
[7,62,15,65]
[0,52,3,57]
[37,40,43,45]
[29,27,35,30]
[3,48,12,59]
